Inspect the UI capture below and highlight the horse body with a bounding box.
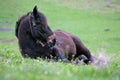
[16,6,93,64]
[53,30,76,60]
[53,30,92,62]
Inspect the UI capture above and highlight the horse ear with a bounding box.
[33,6,38,17]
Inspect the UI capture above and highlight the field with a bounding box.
[0,0,120,80]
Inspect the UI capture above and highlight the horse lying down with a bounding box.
[15,6,94,64]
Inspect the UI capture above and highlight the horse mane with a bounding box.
[15,12,31,37]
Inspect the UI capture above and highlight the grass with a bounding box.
[46,0,120,13]
[0,0,120,80]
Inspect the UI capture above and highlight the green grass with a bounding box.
[46,0,120,13]
[0,0,120,80]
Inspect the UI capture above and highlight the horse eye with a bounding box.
[39,29,45,34]
[36,23,39,25]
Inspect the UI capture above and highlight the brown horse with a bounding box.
[15,6,93,64]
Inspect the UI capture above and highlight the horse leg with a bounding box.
[69,34,93,64]
[53,47,71,63]
[20,48,37,59]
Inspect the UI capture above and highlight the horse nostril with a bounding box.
[48,34,55,42]
[47,34,56,47]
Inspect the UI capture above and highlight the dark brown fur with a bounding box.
[16,6,93,64]
[53,30,93,63]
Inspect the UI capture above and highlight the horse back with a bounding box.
[54,30,76,55]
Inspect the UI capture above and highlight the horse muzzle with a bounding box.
[47,34,56,48]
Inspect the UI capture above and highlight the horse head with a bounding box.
[29,6,56,48]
